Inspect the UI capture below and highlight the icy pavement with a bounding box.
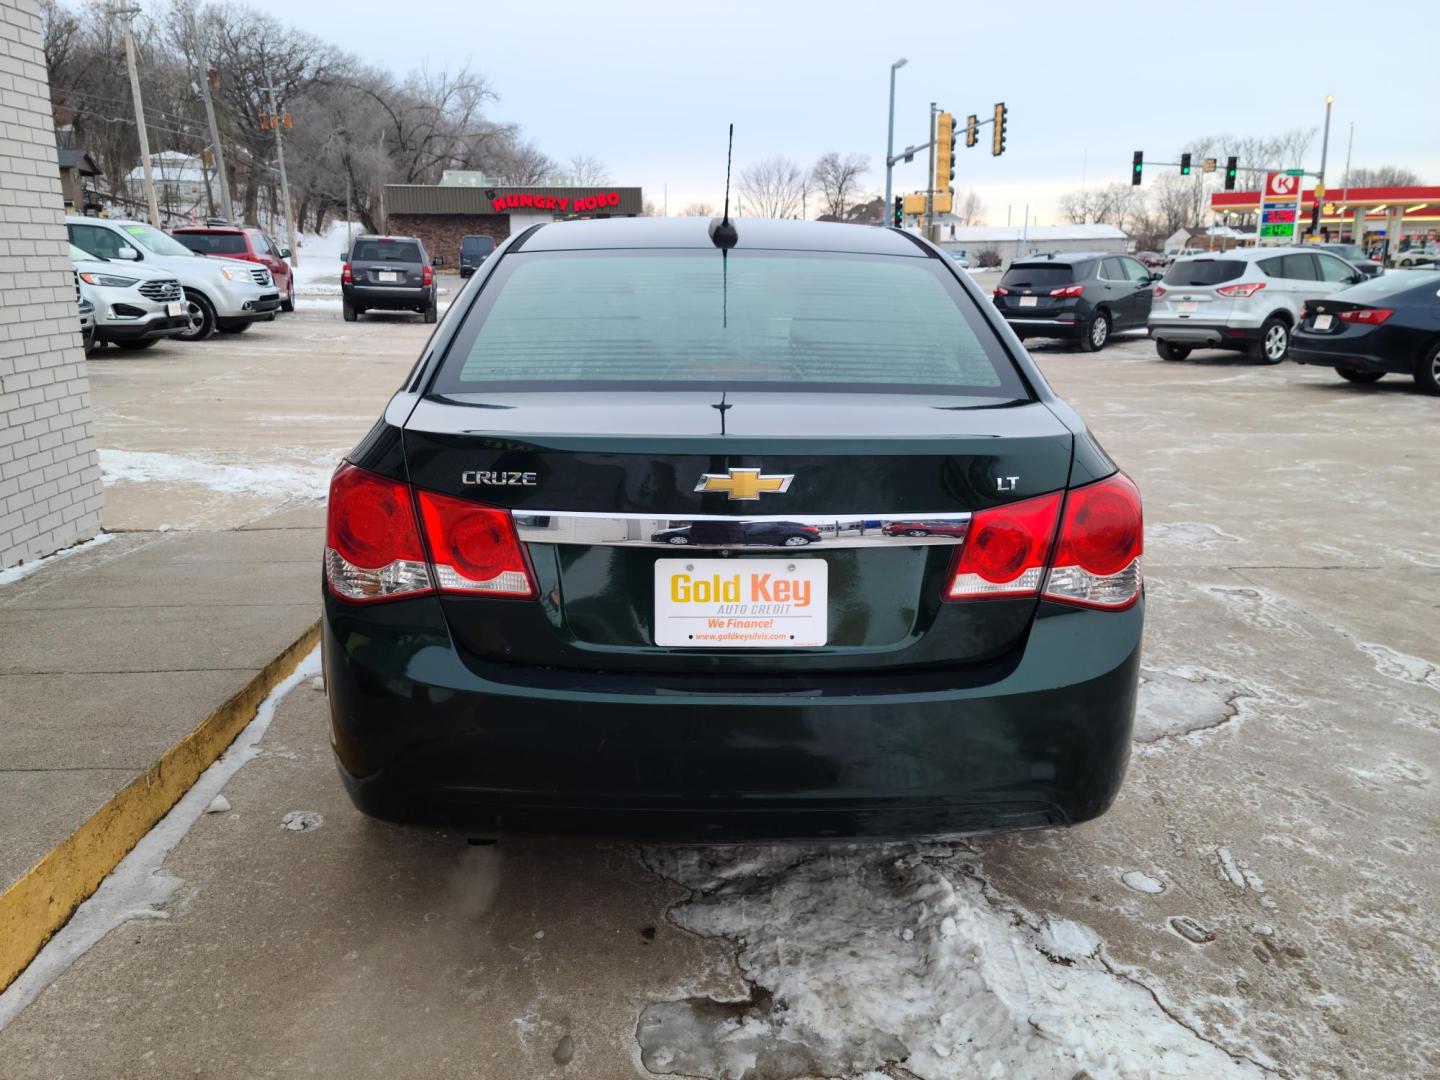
[639,844,1268,1079]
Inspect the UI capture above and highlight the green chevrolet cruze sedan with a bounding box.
[321,216,1144,840]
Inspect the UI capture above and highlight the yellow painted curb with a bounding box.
[0,619,321,993]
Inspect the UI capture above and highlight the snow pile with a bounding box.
[99,448,335,501]
[1133,666,1256,743]
[0,532,112,588]
[290,219,354,296]
[639,844,1265,1079]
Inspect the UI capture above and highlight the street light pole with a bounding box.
[1312,94,1333,237]
[117,8,161,227]
[884,57,906,226]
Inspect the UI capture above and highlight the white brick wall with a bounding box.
[0,0,103,570]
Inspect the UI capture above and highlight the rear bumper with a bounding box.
[322,593,1142,840]
[1001,315,1082,339]
[344,284,432,308]
[1148,321,1259,347]
[1290,334,1410,373]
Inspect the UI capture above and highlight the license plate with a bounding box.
[1313,314,1333,330]
[1019,295,1038,307]
[654,558,827,647]
[166,301,185,316]
[378,271,398,282]
[1179,301,1198,314]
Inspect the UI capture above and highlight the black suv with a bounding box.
[993,252,1159,351]
[459,234,496,278]
[342,235,437,323]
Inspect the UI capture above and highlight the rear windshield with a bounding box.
[173,231,247,255]
[432,249,1028,397]
[1163,259,1246,286]
[461,236,495,254]
[1000,264,1075,289]
[352,239,421,262]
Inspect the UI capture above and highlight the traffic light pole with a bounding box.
[265,86,299,267]
[924,102,936,239]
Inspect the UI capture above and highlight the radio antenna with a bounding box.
[710,124,738,249]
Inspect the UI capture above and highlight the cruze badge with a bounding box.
[694,467,794,501]
[462,470,537,487]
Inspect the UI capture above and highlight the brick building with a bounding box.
[384,183,644,265]
[0,0,104,570]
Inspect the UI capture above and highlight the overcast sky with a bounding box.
[228,0,1436,223]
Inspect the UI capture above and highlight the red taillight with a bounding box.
[422,265,433,286]
[1154,285,1167,298]
[1043,473,1143,610]
[1216,281,1265,298]
[415,490,535,598]
[944,492,1061,601]
[325,464,433,602]
[1049,284,1084,298]
[1337,308,1393,324]
[994,285,1009,297]
[341,262,352,284]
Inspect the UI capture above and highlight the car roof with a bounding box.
[1172,247,1315,263]
[352,234,422,243]
[515,217,926,256]
[1008,252,1113,264]
[172,225,245,233]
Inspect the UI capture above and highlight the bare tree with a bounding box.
[1344,165,1421,188]
[682,201,715,217]
[567,153,608,185]
[954,189,986,226]
[1058,183,1139,229]
[810,151,867,221]
[491,139,555,184]
[738,156,807,219]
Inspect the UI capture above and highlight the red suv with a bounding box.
[171,224,295,311]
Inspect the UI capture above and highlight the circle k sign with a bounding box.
[1267,173,1300,198]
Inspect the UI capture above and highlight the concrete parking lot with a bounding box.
[1,310,1436,1078]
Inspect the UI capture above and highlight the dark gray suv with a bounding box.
[342,235,437,323]
[993,252,1159,352]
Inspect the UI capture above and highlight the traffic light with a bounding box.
[1180,152,1191,176]
[965,114,978,148]
[1131,150,1143,186]
[893,195,903,227]
[1224,156,1238,191]
[991,102,1007,157]
[934,112,955,194]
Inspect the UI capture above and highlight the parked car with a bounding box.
[458,234,496,278]
[650,520,822,546]
[1313,243,1383,278]
[341,235,437,322]
[67,217,280,342]
[1389,249,1438,269]
[1136,251,1167,269]
[881,520,970,538]
[1290,269,1440,395]
[321,217,1145,840]
[70,242,187,352]
[170,223,295,311]
[992,252,1158,351]
[1149,247,1364,363]
[945,251,972,269]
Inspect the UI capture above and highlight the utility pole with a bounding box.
[264,86,299,267]
[199,66,234,222]
[924,101,936,238]
[1311,94,1334,237]
[117,8,160,227]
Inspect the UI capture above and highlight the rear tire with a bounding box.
[423,301,438,324]
[1336,369,1384,384]
[343,300,357,322]
[1079,310,1110,352]
[1250,317,1289,364]
[176,290,216,342]
[1416,341,1440,396]
[1156,340,1191,361]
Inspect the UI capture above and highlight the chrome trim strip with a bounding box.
[513,511,972,550]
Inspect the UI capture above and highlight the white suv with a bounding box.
[66,217,280,342]
[1149,247,1365,363]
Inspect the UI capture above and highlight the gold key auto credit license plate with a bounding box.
[654,558,827,647]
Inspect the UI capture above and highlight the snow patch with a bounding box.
[280,810,322,832]
[204,795,231,814]
[1214,847,1264,893]
[1120,870,1166,895]
[1149,522,1242,548]
[99,448,335,500]
[0,532,113,588]
[0,647,322,1033]
[1134,666,1256,743]
[1206,585,1310,638]
[1353,642,1440,694]
[637,844,1265,1079]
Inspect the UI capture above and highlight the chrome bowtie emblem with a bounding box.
[694,467,794,501]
